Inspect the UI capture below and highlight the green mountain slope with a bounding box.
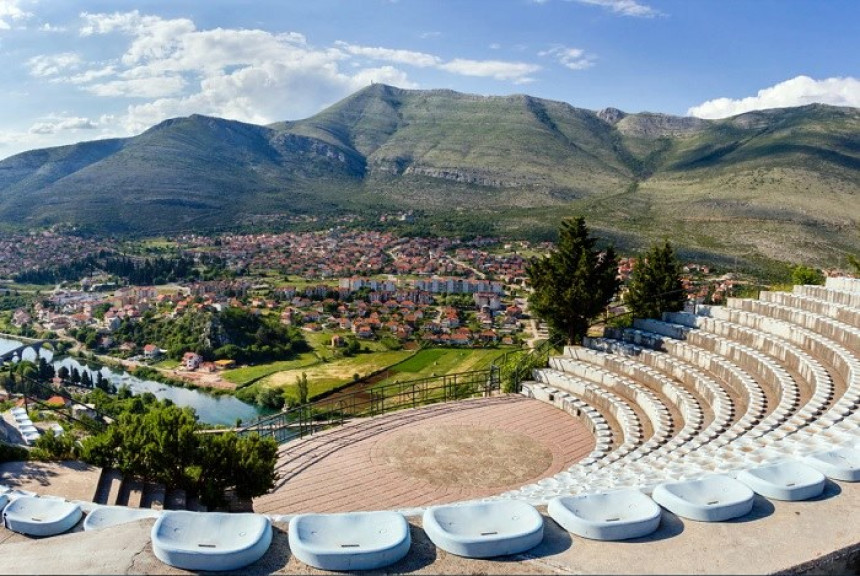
[0,85,857,267]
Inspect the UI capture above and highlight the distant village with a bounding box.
[1,228,762,373]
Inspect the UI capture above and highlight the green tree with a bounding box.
[32,429,77,461]
[192,433,278,506]
[80,401,277,508]
[255,386,285,410]
[57,366,70,381]
[791,265,825,286]
[296,372,309,405]
[625,240,687,320]
[527,217,620,344]
[847,254,860,275]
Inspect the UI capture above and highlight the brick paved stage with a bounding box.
[253,395,594,515]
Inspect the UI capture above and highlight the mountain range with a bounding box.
[0,84,857,269]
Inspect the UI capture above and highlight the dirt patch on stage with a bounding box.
[375,424,553,488]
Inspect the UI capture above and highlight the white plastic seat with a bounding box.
[289,511,410,571]
[804,447,860,482]
[83,505,161,531]
[548,489,661,541]
[151,511,272,571]
[2,496,82,536]
[422,501,544,558]
[652,475,755,522]
[736,461,826,501]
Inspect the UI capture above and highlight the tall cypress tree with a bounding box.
[626,240,686,320]
[527,217,620,344]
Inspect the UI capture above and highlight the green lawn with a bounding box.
[152,358,180,370]
[377,347,514,386]
[222,352,320,386]
[261,349,414,398]
[390,348,449,373]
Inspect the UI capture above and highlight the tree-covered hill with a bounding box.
[0,84,857,267]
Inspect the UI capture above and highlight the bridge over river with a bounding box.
[0,334,59,363]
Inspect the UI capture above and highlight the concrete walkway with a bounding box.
[254,396,595,515]
[2,480,859,574]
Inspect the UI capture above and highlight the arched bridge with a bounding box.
[0,338,59,363]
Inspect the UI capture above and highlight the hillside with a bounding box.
[0,84,857,268]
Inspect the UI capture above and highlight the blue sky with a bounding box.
[1,0,857,159]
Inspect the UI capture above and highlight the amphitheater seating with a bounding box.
[736,460,826,501]
[422,501,544,558]
[547,489,661,540]
[83,505,161,531]
[288,511,411,571]
[2,278,858,571]
[651,475,755,522]
[151,511,272,571]
[2,496,82,536]
[760,290,860,329]
[508,278,859,506]
[803,447,860,482]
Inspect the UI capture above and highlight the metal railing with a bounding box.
[7,374,109,432]
[238,366,500,443]
[494,334,568,394]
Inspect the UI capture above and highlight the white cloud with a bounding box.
[39,23,66,33]
[27,53,83,77]
[15,10,545,146]
[86,75,186,98]
[438,59,541,83]
[29,116,98,134]
[336,41,541,83]
[572,0,660,17]
[0,0,30,30]
[335,42,440,67]
[688,76,860,119]
[539,46,596,70]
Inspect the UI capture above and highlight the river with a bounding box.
[0,337,264,426]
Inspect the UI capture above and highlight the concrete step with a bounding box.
[125,479,144,508]
[92,468,123,506]
[165,489,186,510]
[141,483,165,510]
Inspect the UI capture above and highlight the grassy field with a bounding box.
[375,347,514,386]
[152,358,180,370]
[221,351,320,386]
[261,349,414,398]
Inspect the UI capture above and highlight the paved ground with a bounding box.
[254,396,595,515]
[0,460,101,501]
[1,479,858,575]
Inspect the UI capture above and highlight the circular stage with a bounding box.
[253,395,594,515]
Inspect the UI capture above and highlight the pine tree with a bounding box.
[625,240,687,320]
[527,217,620,344]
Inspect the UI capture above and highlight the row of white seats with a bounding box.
[796,284,860,308]
[728,297,860,353]
[623,324,768,436]
[584,337,734,449]
[549,355,675,447]
[564,346,705,450]
[533,368,643,450]
[520,382,615,464]
[666,311,834,436]
[697,304,860,454]
[637,318,801,431]
[761,290,860,329]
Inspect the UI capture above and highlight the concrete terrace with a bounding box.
[1,481,859,575]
